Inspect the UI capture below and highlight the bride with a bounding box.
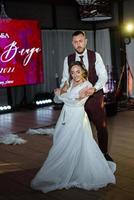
[31,61,116,193]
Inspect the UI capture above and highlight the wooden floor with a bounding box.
[0,104,134,200]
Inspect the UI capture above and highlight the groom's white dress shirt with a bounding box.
[61,49,108,92]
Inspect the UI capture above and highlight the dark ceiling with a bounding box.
[3,0,126,4]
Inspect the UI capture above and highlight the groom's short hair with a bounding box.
[72,30,86,38]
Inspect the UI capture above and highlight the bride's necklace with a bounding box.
[72,79,85,88]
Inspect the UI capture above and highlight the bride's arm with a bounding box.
[53,81,69,103]
[78,81,94,99]
[61,81,92,106]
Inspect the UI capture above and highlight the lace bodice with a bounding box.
[54,80,92,107]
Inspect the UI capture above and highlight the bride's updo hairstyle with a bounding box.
[69,61,88,80]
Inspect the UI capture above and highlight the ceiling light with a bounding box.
[76,0,112,21]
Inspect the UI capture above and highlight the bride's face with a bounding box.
[70,65,84,83]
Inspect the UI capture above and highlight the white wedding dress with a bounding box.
[31,80,116,193]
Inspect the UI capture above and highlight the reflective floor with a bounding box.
[0,105,134,200]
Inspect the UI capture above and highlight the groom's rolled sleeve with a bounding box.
[60,57,70,88]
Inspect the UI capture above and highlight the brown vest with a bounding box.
[68,49,98,86]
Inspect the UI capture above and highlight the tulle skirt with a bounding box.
[31,105,116,193]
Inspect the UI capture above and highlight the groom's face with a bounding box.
[72,33,87,54]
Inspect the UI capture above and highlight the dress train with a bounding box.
[30,81,116,193]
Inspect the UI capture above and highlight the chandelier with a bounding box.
[0,1,11,20]
[75,0,112,21]
[76,0,96,5]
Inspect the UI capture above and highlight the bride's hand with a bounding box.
[54,81,69,96]
[61,81,69,94]
[54,88,61,96]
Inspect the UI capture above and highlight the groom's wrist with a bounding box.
[93,87,97,93]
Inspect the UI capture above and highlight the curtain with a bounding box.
[96,29,112,67]
[126,39,134,97]
[0,88,8,106]
[96,29,113,93]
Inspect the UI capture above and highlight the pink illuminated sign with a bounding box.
[0,19,44,87]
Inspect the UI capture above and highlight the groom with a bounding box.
[60,30,113,162]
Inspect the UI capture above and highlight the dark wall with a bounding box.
[3,0,125,87]
[3,0,123,79]
[4,0,119,30]
[1,0,132,107]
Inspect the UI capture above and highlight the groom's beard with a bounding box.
[75,47,86,54]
